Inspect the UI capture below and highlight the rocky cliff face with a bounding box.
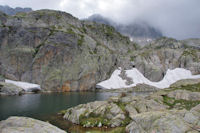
[0,9,200,91]
[0,10,136,91]
[129,37,200,82]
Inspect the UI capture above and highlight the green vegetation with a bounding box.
[182,49,199,62]
[162,95,200,110]
[79,112,111,127]
[121,117,132,126]
[58,110,68,115]
[57,25,63,30]
[105,26,114,38]
[33,43,44,58]
[56,15,62,20]
[78,34,84,46]
[162,83,200,110]
[0,75,4,80]
[139,50,151,57]
[15,12,27,18]
[130,56,135,61]
[86,24,96,30]
[115,102,126,112]
[89,48,97,55]
[82,127,125,133]
[80,116,111,127]
[171,83,200,92]
[67,28,75,35]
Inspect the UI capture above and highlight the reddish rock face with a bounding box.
[61,81,71,92]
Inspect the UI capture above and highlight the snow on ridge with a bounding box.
[96,68,200,89]
[5,79,41,91]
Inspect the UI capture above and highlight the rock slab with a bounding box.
[0,116,66,133]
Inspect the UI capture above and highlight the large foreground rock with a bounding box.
[0,116,66,133]
[126,104,200,133]
[63,93,168,128]
[126,110,191,133]
[64,101,126,127]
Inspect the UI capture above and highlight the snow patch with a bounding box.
[96,68,200,89]
[5,79,41,92]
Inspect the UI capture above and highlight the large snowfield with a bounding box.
[96,68,200,89]
[5,79,41,91]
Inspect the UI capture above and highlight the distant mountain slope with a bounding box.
[87,14,163,46]
[0,5,32,15]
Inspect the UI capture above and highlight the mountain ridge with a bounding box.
[0,9,199,92]
[87,14,163,46]
[0,5,32,15]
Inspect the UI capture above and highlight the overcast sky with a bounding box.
[0,0,200,39]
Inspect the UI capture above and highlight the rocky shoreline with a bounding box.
[62,79,200,132]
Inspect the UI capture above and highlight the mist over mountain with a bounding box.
[87,14,163,45]
[0,5,32,15]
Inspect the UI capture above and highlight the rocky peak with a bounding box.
[0,5,32,15]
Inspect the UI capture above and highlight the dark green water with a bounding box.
[0,92,120,121]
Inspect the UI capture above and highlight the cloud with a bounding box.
[0,0,200,39]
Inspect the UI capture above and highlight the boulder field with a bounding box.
[63,80,200,132]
